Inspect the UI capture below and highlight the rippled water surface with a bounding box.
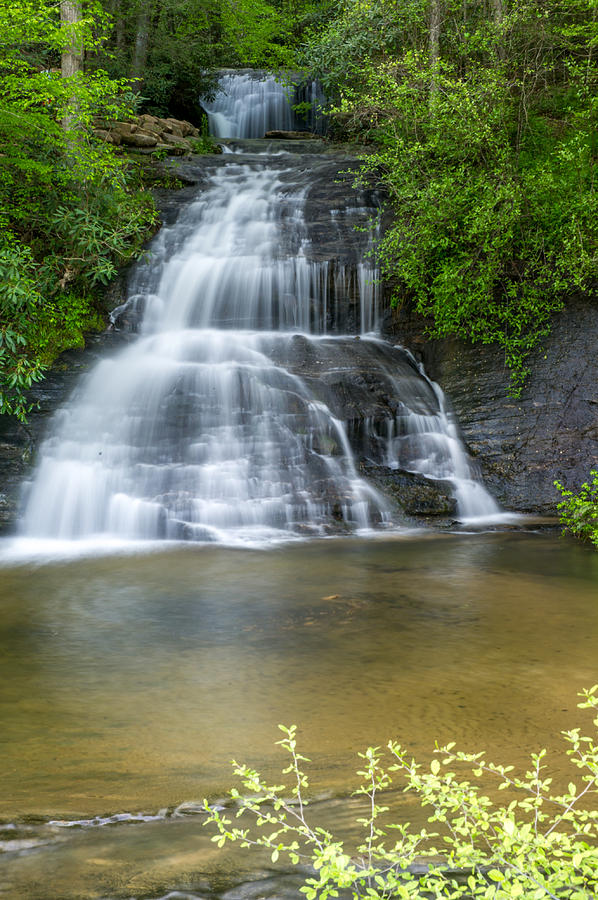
[1,532,597,898]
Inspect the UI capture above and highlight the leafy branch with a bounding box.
[204,686,598,900]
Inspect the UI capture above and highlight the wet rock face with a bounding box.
[0,438,25,531]
[265,334,437,421]
[361,464,457,520]
[384,296,598,513]
[264,130,320,140]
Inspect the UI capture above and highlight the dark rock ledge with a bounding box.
[382,294,598,515]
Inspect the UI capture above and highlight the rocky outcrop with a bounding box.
[361,464,457,520]
[93,113,208,155]
[383,296,598,514]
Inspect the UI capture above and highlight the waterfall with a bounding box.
[132,162,380,335]
[201,70,328,139]
[202,71,296,138]
[357,346,501,520]
[19,73,499,545]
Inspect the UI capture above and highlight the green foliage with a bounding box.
[190,120,219,155]
[27,292,105,365]
[96,0,307,117]
[0,0,158,420]
[218,0,294,68]
[303,0,598,394]
[0,0,111,62]
[49,184,157,287]
[123,0,223,116]
[205,687,598,899]
[300,0,427,99]
[0,235,46,421]
[555,472,598,550]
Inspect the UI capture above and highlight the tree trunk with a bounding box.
[429,0,442,103]
[490,0,505,60]
[60,1,83,133]
[131,0,153,80]
[489,0,504,26]
[112,0,126,59]
[60,1,83,79]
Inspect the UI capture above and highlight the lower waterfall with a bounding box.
[19,75,500,545]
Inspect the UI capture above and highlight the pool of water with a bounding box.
[0,531,597,898]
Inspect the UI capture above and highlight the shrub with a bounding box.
[0,236,46,421]
[0,1,159,420]
[205,686,598,899]
[302,0,598,396]
[555,472,598,550]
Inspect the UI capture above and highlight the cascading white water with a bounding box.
[202,70,328,139]
[22,331,385,541]
[202,71,296,138]
[20,72,499,544]
[134,162,380,335]
[20,155,389,543]
[369,347,501,519]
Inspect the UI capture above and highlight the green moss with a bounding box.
[27,292,107,368]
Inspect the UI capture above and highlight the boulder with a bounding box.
[173,119,198,137]
[94,129,118,144]
[119,130,158,148]
[139,113,160,128]
[90,113,205,156]
[361,464,457,518]
[161,133,192,151]
[137,120,164,137]
[112,121,136,138]
[165,118,184,137]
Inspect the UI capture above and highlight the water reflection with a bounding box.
[0,533,597,898]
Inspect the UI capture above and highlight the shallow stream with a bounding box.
[1,532,597,898]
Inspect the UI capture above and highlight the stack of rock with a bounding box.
[93,114,202,154]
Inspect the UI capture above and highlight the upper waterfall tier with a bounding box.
[126,155,381,336]
[202,71,321,139]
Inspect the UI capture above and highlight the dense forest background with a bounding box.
[0,0,596,419]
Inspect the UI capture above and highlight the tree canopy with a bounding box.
[0,0,158,418]
[302,0,597,392]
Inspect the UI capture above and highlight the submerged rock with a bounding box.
[263,129,320,139]
[361,465,457,519]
